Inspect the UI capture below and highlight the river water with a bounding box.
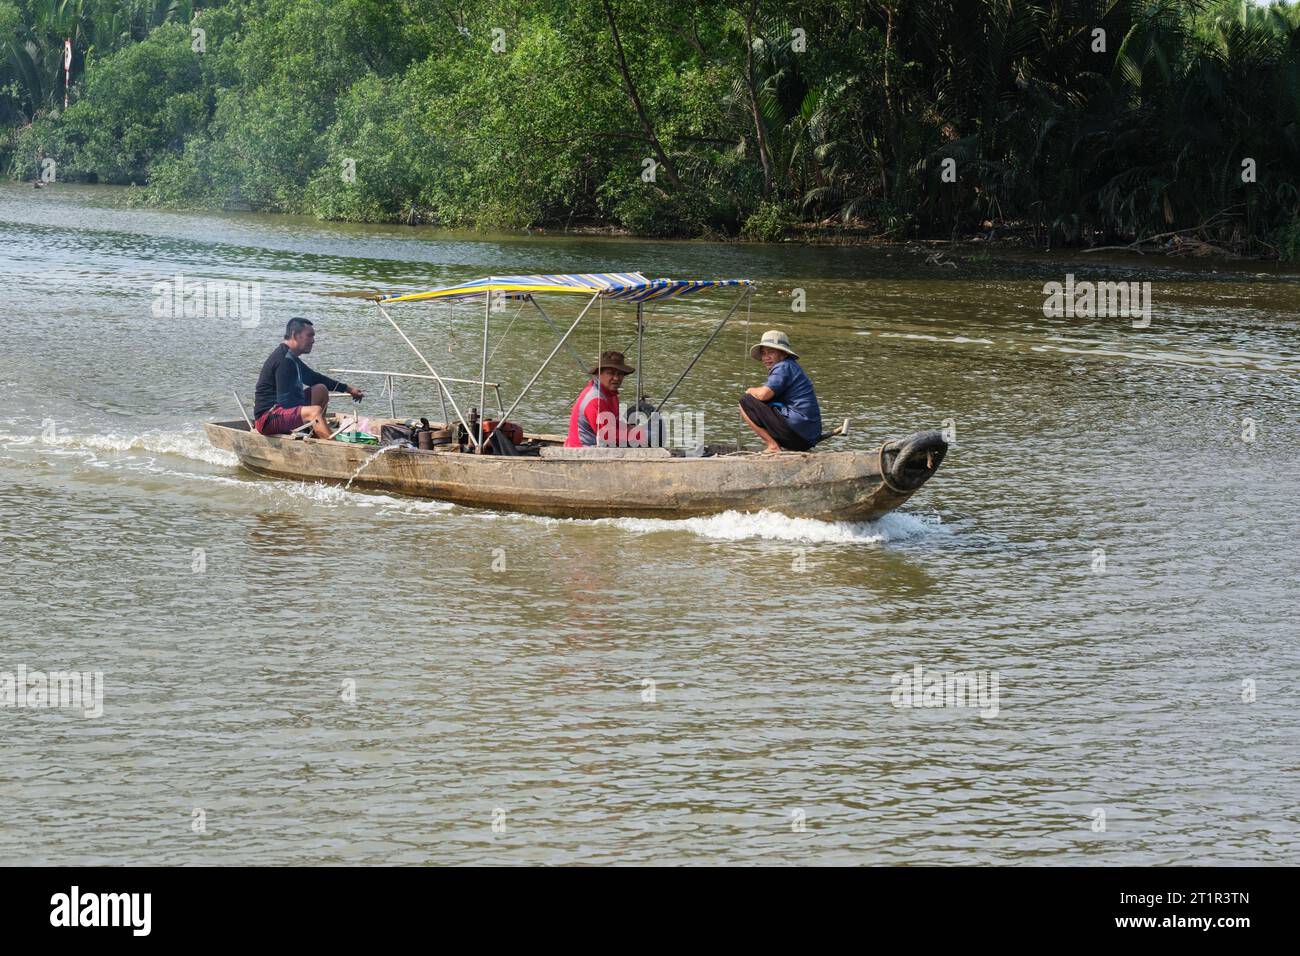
[1,183,1296,865]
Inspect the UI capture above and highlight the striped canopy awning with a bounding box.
[377,272,753,305]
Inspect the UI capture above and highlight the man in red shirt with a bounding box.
[565,351,647,448]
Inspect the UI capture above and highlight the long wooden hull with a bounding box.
[203,421,945,522]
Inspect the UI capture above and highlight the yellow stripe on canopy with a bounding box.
[377,273,754,305]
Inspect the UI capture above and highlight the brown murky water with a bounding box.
[1,182,1297,864]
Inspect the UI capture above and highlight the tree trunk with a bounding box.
[881,1,896,204]
[600,0,681,187]
[742,4,774,197]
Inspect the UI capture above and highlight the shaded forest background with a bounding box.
[2,0,1298,256]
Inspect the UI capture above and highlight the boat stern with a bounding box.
[204,420,250,453]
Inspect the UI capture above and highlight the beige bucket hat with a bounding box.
[749,329,798,361]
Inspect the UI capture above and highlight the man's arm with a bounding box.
[748,363,788,403]
[584,395,606,445]
[299,360,364,400]
[589,398,646,447]
[297,360,345,394]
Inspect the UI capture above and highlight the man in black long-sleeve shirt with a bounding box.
[253,318,363,438]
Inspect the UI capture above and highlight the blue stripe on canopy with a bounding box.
[377,273,754,305]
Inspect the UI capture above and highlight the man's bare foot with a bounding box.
[761,445,782,455]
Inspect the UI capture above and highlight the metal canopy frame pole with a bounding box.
[635,302,644,407]
[654,287,751,414]
[479,292,490,446]
[499,292,601,425]
[328,369,502,388]
[331,369,507,430]
[377,303,481,448]
[529,297,589,375]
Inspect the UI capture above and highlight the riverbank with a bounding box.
[12,182,1300,284]
[544,216,1297,266]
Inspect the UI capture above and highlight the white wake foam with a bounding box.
[600,508,944,544]
[0,426,238,466]
[264,480,454,514]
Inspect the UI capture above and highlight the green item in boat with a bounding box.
[334,431,378,444]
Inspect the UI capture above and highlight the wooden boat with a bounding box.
[209,272,947,522]
[204,419,947,521]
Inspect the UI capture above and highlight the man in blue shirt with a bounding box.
[739,330,822,452]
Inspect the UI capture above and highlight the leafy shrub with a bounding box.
[740,201,794,242]
[1271,212,1300,262]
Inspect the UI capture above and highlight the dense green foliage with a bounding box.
[3,0,1298,254]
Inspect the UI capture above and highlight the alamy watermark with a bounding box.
[50,886,150,936]
[1042,274,1151,328]
[595,405,706,452]
[151,273,261,327]
[891,663,999,718]
[1,665,104,718]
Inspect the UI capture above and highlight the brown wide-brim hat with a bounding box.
[590,350,635,375]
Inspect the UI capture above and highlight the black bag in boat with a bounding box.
[380,423,415,446]
[483,429,519,456]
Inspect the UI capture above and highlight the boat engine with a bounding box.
[482,419,525,446]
